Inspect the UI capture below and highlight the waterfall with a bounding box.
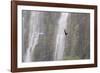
[24,12,41,62]
[54,13,69,60]
[23,11,69,62]
[24,32,39,62]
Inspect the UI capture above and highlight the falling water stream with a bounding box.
[54,13,69,60]
[23,12,69,62]
[24,12,40,62]
[22,11,90,62]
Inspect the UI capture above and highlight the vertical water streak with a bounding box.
[54,13,69,60]
[24,12,40,62]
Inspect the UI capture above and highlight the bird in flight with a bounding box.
[64,30,68,36]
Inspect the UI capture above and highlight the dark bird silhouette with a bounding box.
[64,30,68,36]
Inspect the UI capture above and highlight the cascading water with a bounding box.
[54,13,69,60]
[22,11,90,62]
[23,11,69,62]
[24,12,41,62]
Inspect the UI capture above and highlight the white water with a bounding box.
[54,13,69,60]
[24,12,41,62]
[23,12,69,62]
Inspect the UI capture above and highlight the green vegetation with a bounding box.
[64,56,80,60]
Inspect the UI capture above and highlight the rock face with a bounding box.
[22,10,90,62]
